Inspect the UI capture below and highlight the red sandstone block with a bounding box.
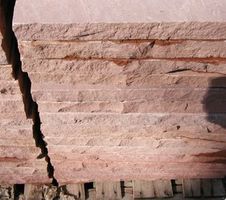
[0,168,50,184]
[53,161,226,184]
[19,40,226,60]
[0,127,31,139]
[0,113,32,127]
[35,99,226,114]
[0,66,13,80]
[27,72,225,89]
[0,100,26,113]
[22,59,226,75]
[0,138,35,146]
[31,88,225,103]
[40,113,226,136]
[13,23,226,41]
[45,135,226,150]
[0,81,21,95]
[0,146,41,159]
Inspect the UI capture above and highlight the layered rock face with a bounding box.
[0,0,49,184]
[1,0,226,184]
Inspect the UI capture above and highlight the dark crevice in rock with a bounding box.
[0,0,58,186]
[167,68,191,74]
[13,184,24,200]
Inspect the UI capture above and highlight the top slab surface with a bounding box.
[14,0,226,24]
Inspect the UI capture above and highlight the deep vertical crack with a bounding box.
[0,0,58,186]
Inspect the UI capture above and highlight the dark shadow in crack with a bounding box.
[0,0,58,186]
[201,76,226,170]
[203,77,226,129]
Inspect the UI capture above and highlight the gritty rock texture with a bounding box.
[0,0,50,184]
[10,0,226,184]
[13,23,226,41]
[15,32,226,183]
[0,65,49,184]
[13,0,226,23]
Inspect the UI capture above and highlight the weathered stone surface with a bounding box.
[11,0,226,184]
[0,146,41,159]
[0,66,14,80]
[36,99,226,114]
[23,59,226,75]
[0,168,50,184]
[0,100,25,113]
[14,0,226,24]
[40,113,226,135]
[28,73,225,89]
[54,162,226,184]
[19,40,226,59]
[13,22,226,41]
[0,128,31,141]
[0,81,21,96]
[0,66,49,184]
[0,50,7,64]
[31,88,226,103]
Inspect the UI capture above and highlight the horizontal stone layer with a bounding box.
[48,144,226,159]
[36,99,225,113]
[0,146,41,159]
[13,23,226,41]
[0,81,21,95]
[40,113,226,135]
[19,40,226,59]
[0,113,32,127]
[0,138,35,146]
[0,167,50,184]
[0,159,46,168]
[28,73,225,89]
[22,59,226,75]
[0,127,31,139]
[42,124,226,139]
[0,66,12,80]
[0,93,21,100]
[0,100,25,113]
[31,88,225,103]
[54,162,226,183]
[44,130,226,142]
[45,134,226,147]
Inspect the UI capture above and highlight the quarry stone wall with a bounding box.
[0,0,226,185]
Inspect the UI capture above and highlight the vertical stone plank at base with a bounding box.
[133,180,155,199]
[66,184,85,200]
[95,182,122,200]
[24,184,43,200]
[153,180,173,198]
[182,179,201,197]
[87,188,96,200]
[212,179,226,197]
[201,179,212,197]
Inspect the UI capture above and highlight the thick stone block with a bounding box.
[13,23,226,41]
[22,59,226,75]
[36,99,226,114]
[27,72,225,89]
[31,88,225,103]
[19,40,226,59]
[40,113,226,136]
[53,162,226,183]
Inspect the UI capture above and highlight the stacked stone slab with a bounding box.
[13,0,226,184]
[0,0,49,184]
[10,0,226,183]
